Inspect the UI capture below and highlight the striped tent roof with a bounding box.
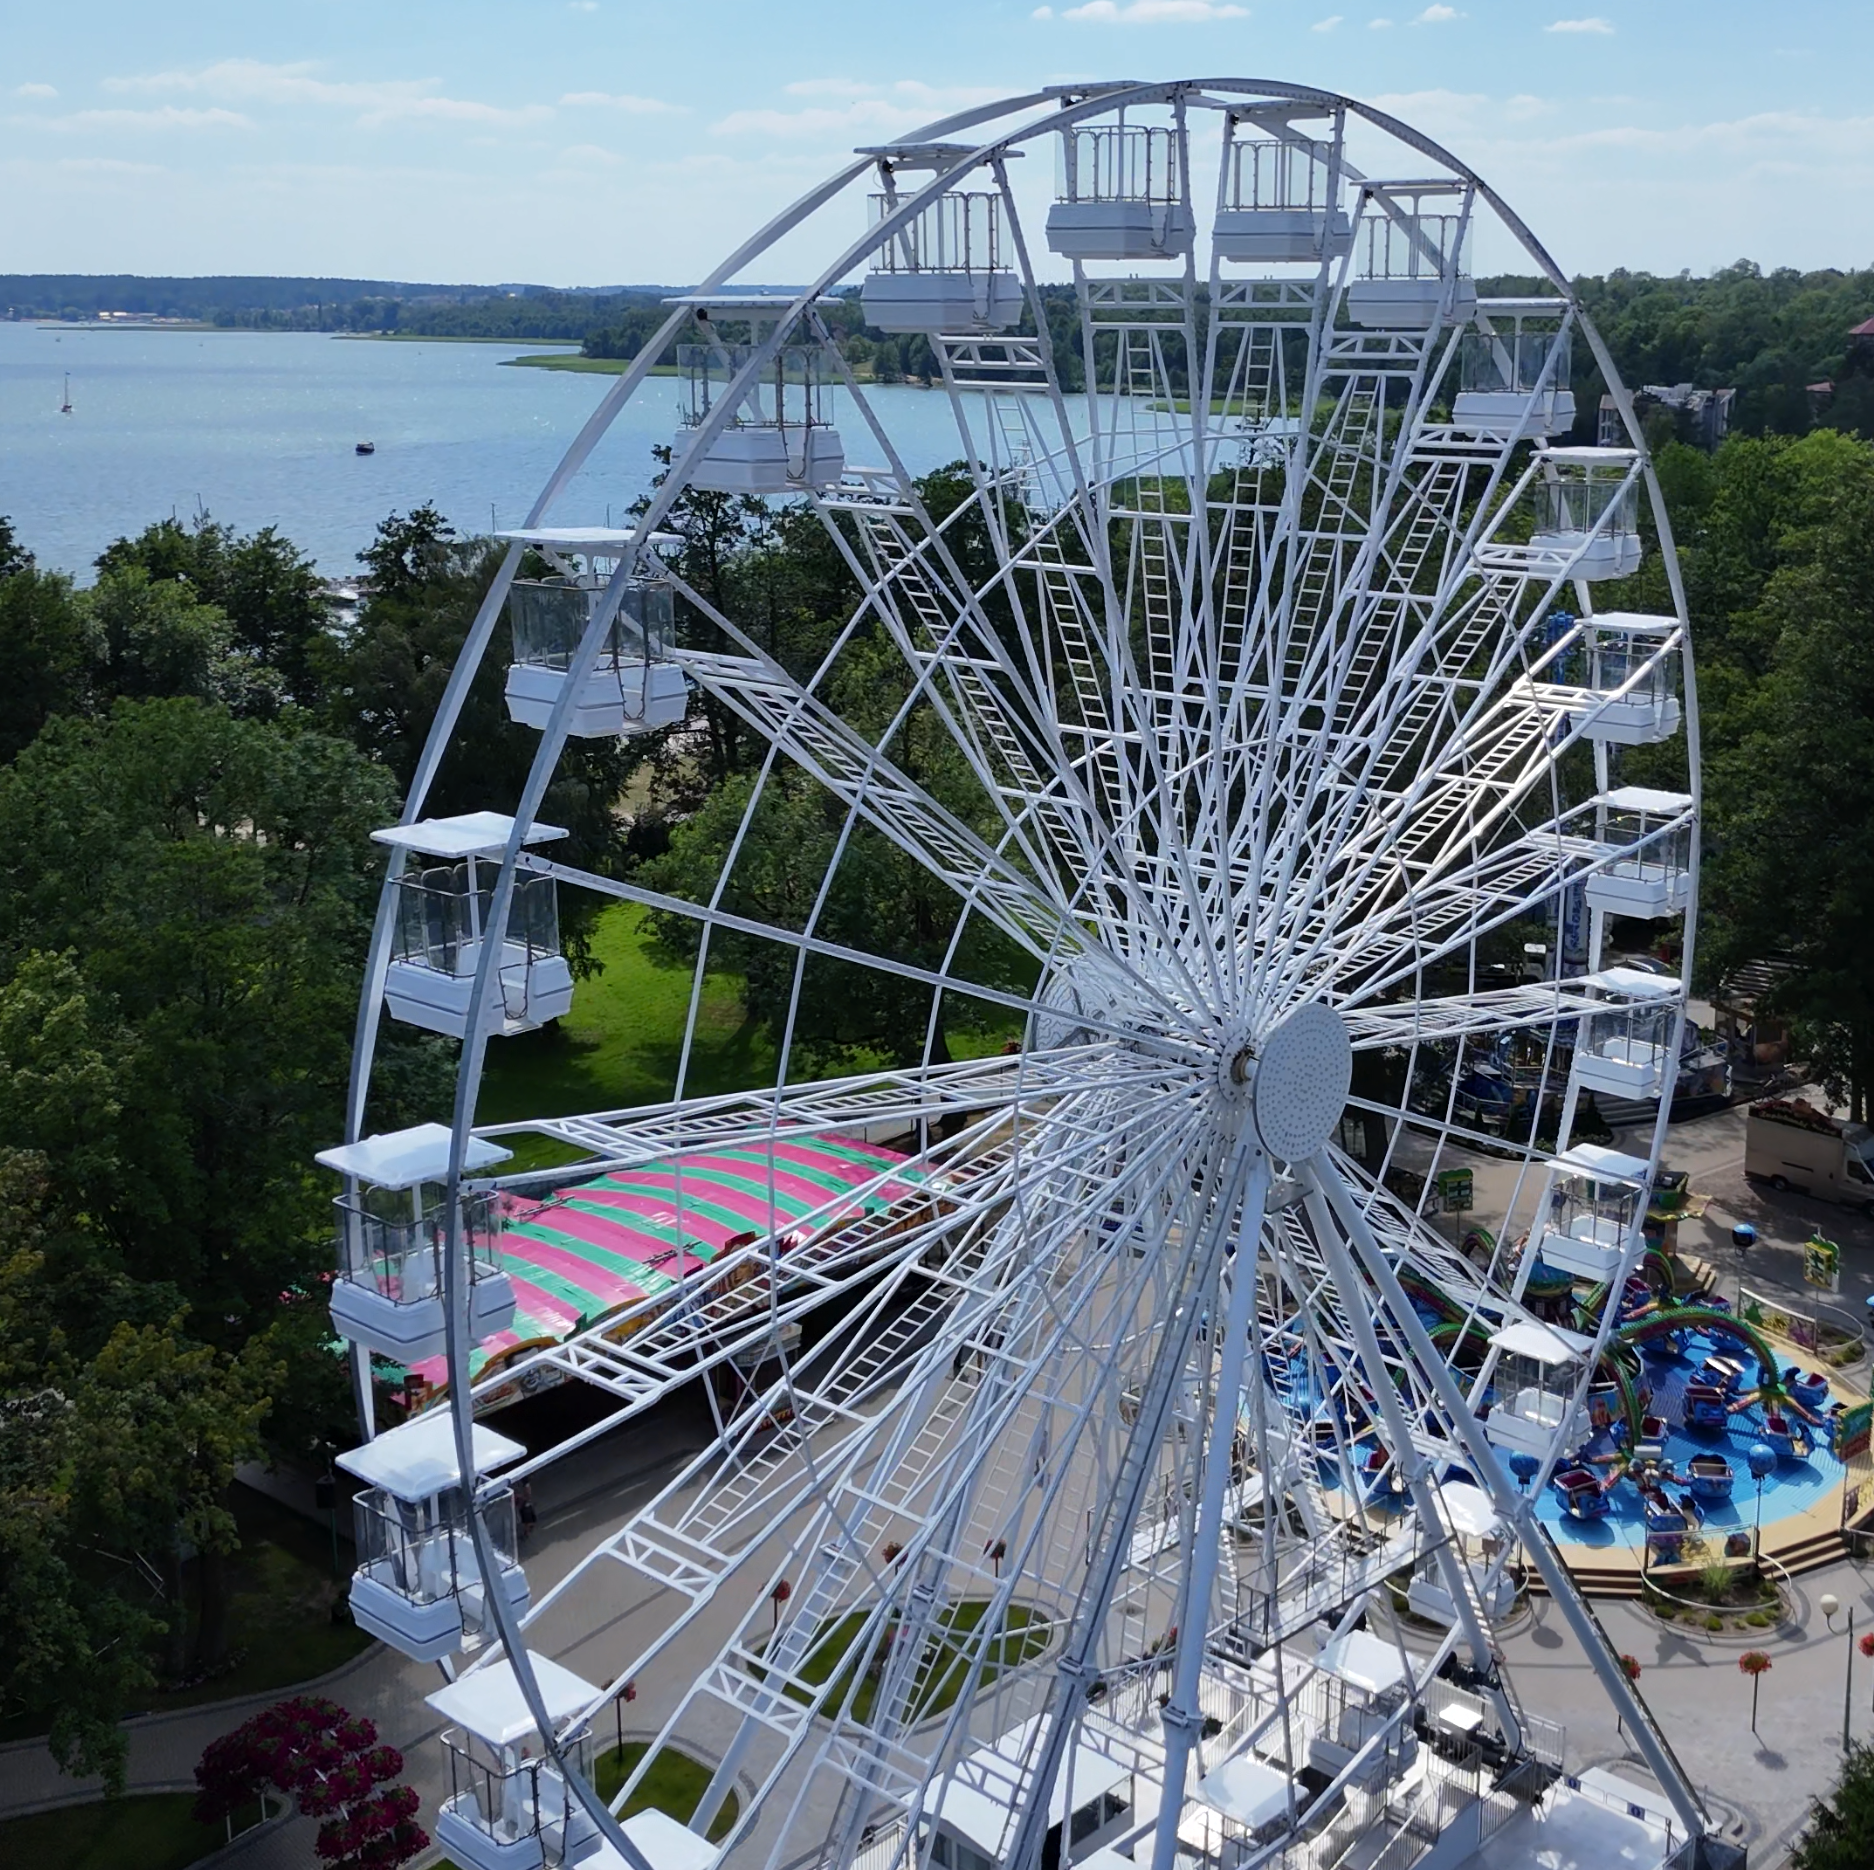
[416,1133,928,1384]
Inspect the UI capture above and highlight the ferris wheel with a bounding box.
[322,79,1722,1870]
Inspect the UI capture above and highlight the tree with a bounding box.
[1792,1744,1874,1870]
[0,699,425,1338]
[1693,433,1874,1118]
[194,1696,427,1870]
[83,564,265,713]
[0,533,93,761]
[97,512,332,708]
[0,1227,160,1793]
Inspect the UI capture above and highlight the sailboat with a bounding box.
[60,374,73,415]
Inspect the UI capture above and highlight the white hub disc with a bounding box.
[1251,1003,1353,1163]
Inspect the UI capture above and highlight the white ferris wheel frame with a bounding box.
[334,77,1714,1870]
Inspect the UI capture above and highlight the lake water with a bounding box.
[0,322,997,578]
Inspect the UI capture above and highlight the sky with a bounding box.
[2,1,1869,288]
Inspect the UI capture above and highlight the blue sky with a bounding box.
[2,1,1867,285]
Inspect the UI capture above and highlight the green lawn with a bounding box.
[783,1600,1051,1726]
[477,906,775,1169]
[474,903,1024,1172]
[0,1793,269,1870]
[596,1741,739,1840]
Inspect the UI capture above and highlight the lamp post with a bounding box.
[1847,1610,1856,1751]
[1748,1441,1776,1574]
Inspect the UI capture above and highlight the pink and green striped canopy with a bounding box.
[417,1134,928,1384]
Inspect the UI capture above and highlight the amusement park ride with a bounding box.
[320,80,1754,1870]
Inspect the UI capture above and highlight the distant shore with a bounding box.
[501,352,672,374]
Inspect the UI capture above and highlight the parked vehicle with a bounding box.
[1744,1099,1874,1215]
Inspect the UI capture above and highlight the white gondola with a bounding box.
[1451,308,1575,438]
[1483,1319,1592,1456]
[1532,1144,1650,1282]
[862,182,1024,333]
[1527,612,1682,745]
[1576,613,1682,743]
[1345,189,1476,328]
[338,1411,531,1662]
[1304,1630,1421,1791]
[1404,1483,1518,1623]
[319,1122,515,1360]
[430,1654,604,1870]
[1571,966,1683,1100]
[1212,132,1351,263]
[670,298,846,493]
[1047,123,1193,261]
[500,529,687,738]
[376,812,574,1038]
[1580,787,1694,919]
[1528,447,1643,581]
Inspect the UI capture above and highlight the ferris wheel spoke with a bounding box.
[481,1042,1160,1170]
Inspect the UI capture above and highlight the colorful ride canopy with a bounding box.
[411,1133,929,1387]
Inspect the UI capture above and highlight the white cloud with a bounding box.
[1033,4,1054,13]
[101,58,549,129]
[1312,14,1344,29]
[712,79,1005,140]
[1368,16,1393,26]
[14,83,58,99]
[1546,15,1614,31]
[1412,4,1462,21]
[1056,0,1248,19]
[560,91,683,114]
[33,106,254,133]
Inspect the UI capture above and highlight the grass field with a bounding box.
[0,1793,270,1870]
[595,1741,739,1840]
[477,905,774,1165]
[475,902,1020,1170]
[780,1600,1051,1727]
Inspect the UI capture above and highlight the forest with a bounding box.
[0,330,1870,1796]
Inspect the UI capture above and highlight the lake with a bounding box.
[0,322,999,578]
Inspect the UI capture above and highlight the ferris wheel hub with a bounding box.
[1247,1002,1353,1164]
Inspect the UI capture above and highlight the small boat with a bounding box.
[1791,1370,1830,1414]
[1763,1409,1811,1462]
[60,373,72,415]
[355,440,376,456]
[1687,1454,1734,1503]
[1552,1467,1611,1520]
[1684,1382,1729,1431]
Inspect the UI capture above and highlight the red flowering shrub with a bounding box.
[194,1696,428,1870]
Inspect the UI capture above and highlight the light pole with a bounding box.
[1847,1610,1856,1751]
[1748,1442,1776,1574]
